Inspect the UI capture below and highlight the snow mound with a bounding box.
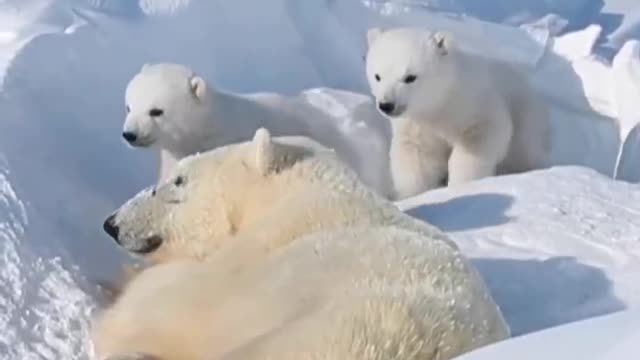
[399,166,640,336]
[455,308,640,359]
[0,0,638,358]
[0,158,94,358]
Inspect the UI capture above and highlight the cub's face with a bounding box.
[121,64,209,154]
[365,28,456,120]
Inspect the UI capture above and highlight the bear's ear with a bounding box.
[141,63,151,72]
[189,76,208,101]
[253,128,275,176]
[367,27,383,46]
[432,31,453,56]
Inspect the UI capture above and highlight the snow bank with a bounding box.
[399,166,640,336]
[0,0,638,358]
[0,158,94,357]
[455,308,640,359]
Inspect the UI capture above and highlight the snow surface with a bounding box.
[399,166,640,337]
[0,0,638,358]
[456,308,640,359]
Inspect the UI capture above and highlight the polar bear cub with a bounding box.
[365,27,551,200]
[95,128,509,360]
[121,63,393,198]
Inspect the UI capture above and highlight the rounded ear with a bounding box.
[432,31,453,56]
[253,128,275,176]
[189,76,208,101]
[367,27,383,47]
[141,63,152,72]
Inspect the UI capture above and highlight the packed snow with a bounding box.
[0,0,638,358]
[456,308,640,359]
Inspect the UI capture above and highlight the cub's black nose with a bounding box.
[122,131,138,143]
[378,102,396,115]
[103,214,120,241]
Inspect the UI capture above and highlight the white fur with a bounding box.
[123,63,393,198]
[95,129,509,360]
[365,27,551,200]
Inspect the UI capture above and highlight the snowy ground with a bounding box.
[457,308,640,359]
[399,166,640,337]
[0,0,638,358]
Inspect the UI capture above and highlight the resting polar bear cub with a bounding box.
[95,128,509,360]
[122,63,393,198]
[365,27,551,200]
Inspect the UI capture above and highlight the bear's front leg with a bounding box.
[447,145,498,185]
[389,120,451,200]
[447,116,512,186]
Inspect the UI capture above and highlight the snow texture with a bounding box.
[398,166,640,337]
[455,308,640,359]
[0,0,638,358]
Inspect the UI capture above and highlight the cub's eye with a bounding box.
[375,74,381,82]
[404,75,417,84]
[149,108,164,117]
[151,187,157,196]
[126,105,130,114]
[174,176,185,187]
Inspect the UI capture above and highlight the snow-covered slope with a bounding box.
[455,308,640,359]
[0,0,638,358]
[398,166,640,337]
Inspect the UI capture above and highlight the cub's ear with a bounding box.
[140,63,152,72]
[253,128,275,176]
[189,76,208,101]
[367,27,383,46]
[432,31,453,56]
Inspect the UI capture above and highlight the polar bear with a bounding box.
[365,27,551,200]
[95,128,509,360]
[122,63,393,198]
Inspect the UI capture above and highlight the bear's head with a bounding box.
[103,128,341,263]
[122,63,211,155]
[365,27,457,120]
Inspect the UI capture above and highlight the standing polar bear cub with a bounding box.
[96,128,509,360]
[122,63,393,198]
[365,27,551,200]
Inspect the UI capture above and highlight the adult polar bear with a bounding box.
[365,27,551,200]
[122,63,393,198]
[96,128,509,360]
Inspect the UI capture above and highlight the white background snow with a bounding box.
[0,0,638,358]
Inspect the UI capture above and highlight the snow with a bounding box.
[0,0,637,358]
[455,308,640,359]
[399,166,640,337]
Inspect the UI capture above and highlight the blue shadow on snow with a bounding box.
[405,193,514,232]
[473,256,626,337]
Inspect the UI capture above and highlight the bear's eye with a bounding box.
[149,108,164,117]
[126,105,130,114]
[174,176,185,187]
[404,75,417,84]
[375,74,381,82]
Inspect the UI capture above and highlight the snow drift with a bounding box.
[0,0,638,358]
[456,308,640,359]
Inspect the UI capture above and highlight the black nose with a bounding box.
[122,131,137,143]
[103,214,120,242]
[378,102,395,115]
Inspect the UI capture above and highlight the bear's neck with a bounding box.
[227,156,387,250]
